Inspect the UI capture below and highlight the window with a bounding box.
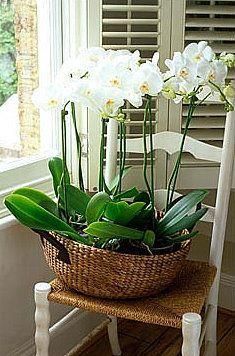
[0,0,62,219]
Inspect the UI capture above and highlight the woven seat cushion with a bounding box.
[48,260,216,329]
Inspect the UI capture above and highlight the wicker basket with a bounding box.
[39,231,191,299]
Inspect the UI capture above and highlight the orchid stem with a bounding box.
[143,99,152,202]
[71,102,84,191]
[147,95,155,227]
[61,109,69,223]
[166,95,196,210]
[99,119,106,192]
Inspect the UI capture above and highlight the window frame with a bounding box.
[0,0,63,220]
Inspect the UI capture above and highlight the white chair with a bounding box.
[34,101,235,356]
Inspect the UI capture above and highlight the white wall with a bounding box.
[0,222,102,356]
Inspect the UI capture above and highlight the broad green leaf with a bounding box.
[57,231,94,245]
[113,187,139,201]
[104,201,145,225]
[13,187,58,217]
[161,207,208,236]
[133,191,150,205]
[58,184,90,217]
[5,194,75,234]
[157,190,208,233]
[108,166,132,192]
[142,230,155,247]
[84,221,144,240]
[48,157,70,197]
[84,222,155,247]
[85,192,111,225]
[168,230,199,243]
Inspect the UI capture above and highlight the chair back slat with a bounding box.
[125,131,222,163]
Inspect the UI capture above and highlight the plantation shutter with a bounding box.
[168,0,235,189]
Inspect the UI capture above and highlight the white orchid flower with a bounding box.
[206,60,228,85]
[32,85,67,111]
[89,59,132,91]
[56,47,106,86]
[106,49,140,71]
[133,61,163,97]
[71,79,124,119]
[165,52,198,86]
[183,41,214,64]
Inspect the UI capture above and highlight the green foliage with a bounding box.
[85,192,111,224]
[58,184,90,217]
[13,187,58,217]
[5,194,75,235]
[84,222,154,248]
[49,157,70,197]
[0,2,17,105]
[104,201,145,226]
[156,190,208,235]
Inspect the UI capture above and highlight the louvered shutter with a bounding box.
[168,0,235,190]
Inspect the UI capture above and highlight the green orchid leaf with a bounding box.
[85,192,111,225]
[84,222,155,248]
[104,201,145,225]
[13,187,58,217]
[84,221,144,240]
[58,184,90,217]
[5,194,75,234]
[133,191,150,205]
[108,166,132,192]
[161,207,208,236]
[157,190,208,233]
[113,187,139,201]
[142,230,155,247]
[168,230,199,243]
[57,231,94,245]
[48,157,70,197]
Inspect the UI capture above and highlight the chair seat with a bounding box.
[48,260,216,329]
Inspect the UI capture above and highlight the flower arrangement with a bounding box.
[5,42,235,255]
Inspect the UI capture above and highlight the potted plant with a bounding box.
[5,42,235,299]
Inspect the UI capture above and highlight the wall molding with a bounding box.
[219,273,235,311]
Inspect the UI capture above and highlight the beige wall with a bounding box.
[0,223,102,356]
[187,190,235,275]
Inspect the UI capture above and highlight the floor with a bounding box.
[74,310,235,356]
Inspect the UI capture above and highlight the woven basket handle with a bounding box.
[37,230,71,264]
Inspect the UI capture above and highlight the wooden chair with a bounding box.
[34,101,235,356]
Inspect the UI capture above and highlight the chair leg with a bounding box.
[107,316,122,356]
[204,305,217,356]
[34,282,51,356]
[182,313,201,356]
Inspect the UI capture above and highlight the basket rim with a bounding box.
[45,231,191,260]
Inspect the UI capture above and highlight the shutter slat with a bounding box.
[186,18,235,28]
[186,5,235,15]
[183,106,226,116]
[187,129,224,141]
[103,44,159,50]
[185,31,235,42]
[103,31,159,38]
[102,5,160,12]
[182,117,225,129]
[103,18,159,25]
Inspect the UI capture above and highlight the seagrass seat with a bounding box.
[48,260,216,329]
